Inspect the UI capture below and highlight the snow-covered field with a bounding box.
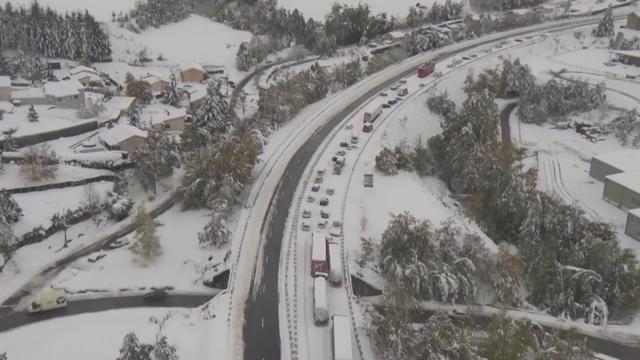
[278,0,447,20]
[49,206,227,296]
[0,293,229,360]
[0,164,110,190]
[0,105,94,139]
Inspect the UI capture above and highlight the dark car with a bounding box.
[388,99,397,105]
[319,198,329,206]
[340,142,349,147]
[144,289,168,302]
[515,38,524,43]
[321,210,330,219]
[382,103,391,108]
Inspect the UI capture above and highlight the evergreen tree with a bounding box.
[1,128,17,152]
[151,336,178,360]
[0,191,22,225]
[482,314,534,360]
[131,130,180,194]
[117,332,151,360]
[595,6,614,38]
[610,109,640,147]
[27,105,38,122]
[125,72,151,104]
[198,212,230,248]
[195,80,231,136]
[129,206,161,264]
[375,147,399,175]
[162,74,180,107]
[491,247,523,306]
[417,312,479,359]
[128,101,143,129]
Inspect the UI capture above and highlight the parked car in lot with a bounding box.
[320,198,329,206]
[144,289,168,302]
[311,184,320,192]
[303,209,312,218]
[321,210,330,219]
[302,222,311,231]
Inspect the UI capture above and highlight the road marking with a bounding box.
[265,255,269,264]
[261,317,264,328]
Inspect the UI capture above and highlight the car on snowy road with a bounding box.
[302,222,311,231]
[144,289,168,302]
[320,198,329,206]
[321,210,330,219]
[303,209,312,218]
[312,184,320,192]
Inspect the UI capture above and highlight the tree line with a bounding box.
[0,1,112,62]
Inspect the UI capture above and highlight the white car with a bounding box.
[302,222,311,231]
[302,209,312,218]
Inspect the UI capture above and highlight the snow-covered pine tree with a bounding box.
[0,191,22,225]
[416,312,479,359]
[129,206,161,264]
[491,247,523,306]
[195,80,231,136]
[151,336,178,360]
[128,101,143,128]
[27,105,38,122]
[483,315,534,359]
[131,130,180,194]
[198,212,230,248]
[162,74,180,107]
[611,109,640,147]
[117,332,151,360]
[595,6,614,38]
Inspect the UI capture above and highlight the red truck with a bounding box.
[311,232,328,278]
[417,61,436,78]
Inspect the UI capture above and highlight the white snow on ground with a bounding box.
[0,105,94,139]
[278,0,447,20]
[0,163,110,190]
[12,181,114,236]
[0,293,229,360]
[0,0,136,21]
[49,206,228,295]
[101,15,252,83]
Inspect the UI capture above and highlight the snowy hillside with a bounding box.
[0,0,136,21]
[278,0,450,20]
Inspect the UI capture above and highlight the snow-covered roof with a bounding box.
[593,150,640,173]
[388,31,405,39]
[182,64,205,72]
[99,124,147,146]
[11,87,45,99]
[143,105,187,125]
[610,50,640,58]
[105,96,135,111]
[70,65,98,76]
[0,76,10,87]
[141,74,168,85]
[44,80,83,98]
[606,171,640,192]
[0,101,14,113]
[629,208,640,218]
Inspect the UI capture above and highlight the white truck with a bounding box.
[328,241,343,286]
[311,232,328,278]
[27,289,67,313]
[363,104,382,123]
[313,277,329,325]
[331,315,354,360]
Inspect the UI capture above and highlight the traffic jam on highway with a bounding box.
[298,60,440,360]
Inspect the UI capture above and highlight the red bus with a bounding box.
[311,232,328,278]
[417,62,436,78]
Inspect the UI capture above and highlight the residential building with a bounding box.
[0,76,10,101]
[610,50,640,66]
[70,66,104,87]
[141,74,170,97]
[181,64,205,83]
[99,124,147,152]
[627,12,640,30]
[589,149,640,181]
[99,96,136,124]
[603,171,640,210]
[146,105,188,131]
[43,80,85,108]
[203,65,225,76]
[626,208,640,241]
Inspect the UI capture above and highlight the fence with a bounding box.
[3,175,120,194]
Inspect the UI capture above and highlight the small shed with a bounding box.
[43,80,85,108]
[148,107,188,132]
[181,64,205,83]
[589,149,640,182]
[626,208,640,241]
[99,124,147,153]
[603,171,640,210]
[627,12,640,31]
[141,74,170,97]
[0,76,10,101]
[610,50,640,66]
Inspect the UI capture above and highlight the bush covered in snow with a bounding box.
[610,109,640,148]
[0,191,22,225]
[104,192,134,221]
[518,78,606,124]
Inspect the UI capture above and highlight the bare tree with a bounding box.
[20,144,59,181]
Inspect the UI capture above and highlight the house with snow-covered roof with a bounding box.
[141,74,170,97]
[43,79,85,108]
[627,12,640,31]
[181,64,205,83]
[99,124,147,153]
[0,76,10,101]
[144,105,188,132]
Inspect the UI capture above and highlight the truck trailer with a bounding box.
[311,232,328,278]
[417,61,436,78]
[363,105,383,123]
[328,241,343,286]
[331,315,354,360]
[313,277,329,325]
